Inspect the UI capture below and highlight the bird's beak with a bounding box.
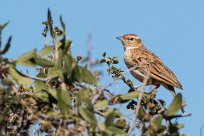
[116,36,122,40]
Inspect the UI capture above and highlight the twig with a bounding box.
[19,71,57,82]
[91,66,137,104]
[127,72,150,135]
[157,100,166,114]
[201,124,204,136]
[166,119,170,135]
[104,89,114,96]
[91,82,118,104]
[87,33,92,70]
[167,113,191,119]
[53,35,59,60]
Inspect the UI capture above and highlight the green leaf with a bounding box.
[76,89,94,120]
[112,57,118,64]
[39,45,54,56]
[100,59,106,63]
[47,8,54,38]
[98,122,126,135]
[167,93,182,116]
[16,49,36,62]
[34,80,47,92]
[48,66,63,80]
[102,52,106,57]
[151,115,163,131]
[48,87,57,100]
[120,92,139,100]
[95,100,108,109]
[57,89,71,107]
[60,16,66,32]
[137,106,145,120]
[106,126,127,135]
[57,89,71,116]
[16,60,36,67]
[76,89,90,107]
[63,53,77,75]
[98,122,106,132]
[79,107,97,125]
[105,112,116,126]
[59,39,71,55]
[32,56,54,67]
[74,66,97,84]
[102,109,121,118]
[0,36,12,55]
[8,65,32,85]
[34,91,49,102]
[175,123,184,129]
[114,118,126,129]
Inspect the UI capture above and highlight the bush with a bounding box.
[0,9,190,136]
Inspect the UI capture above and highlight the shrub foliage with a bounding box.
[0,9,190,136]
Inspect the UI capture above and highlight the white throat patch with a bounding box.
[124,46,138,51]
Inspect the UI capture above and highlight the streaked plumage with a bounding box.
[117,34,183,97]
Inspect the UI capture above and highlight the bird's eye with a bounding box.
[130,38,134,41]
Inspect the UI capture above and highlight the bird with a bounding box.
[116,33,183,98]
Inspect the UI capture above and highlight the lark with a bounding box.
[116,34,183,97]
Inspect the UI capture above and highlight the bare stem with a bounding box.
[87,33,92,70]
[54,35,59,60]
[19,71,57,82]
[91,82,117,104]
[167,113,191,119]
[127,72,150,135]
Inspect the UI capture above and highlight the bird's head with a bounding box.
[116,34,143,49]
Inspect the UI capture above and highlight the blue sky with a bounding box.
[1,0,204,135]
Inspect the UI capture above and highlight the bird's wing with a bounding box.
[130,48,183,89]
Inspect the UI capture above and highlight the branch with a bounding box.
[127,72,150,135]
[167,113,191,119]
[91,66,138,104]
[87,33,92,70]
[91,82,117,104]
[19,71,57,82]
[54,36,59,60]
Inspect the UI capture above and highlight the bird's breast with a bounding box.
[124,54,145,82]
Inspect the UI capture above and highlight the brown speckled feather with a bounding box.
[117,33,184,112]
[125,47,183,89]
[117,33,183,94]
